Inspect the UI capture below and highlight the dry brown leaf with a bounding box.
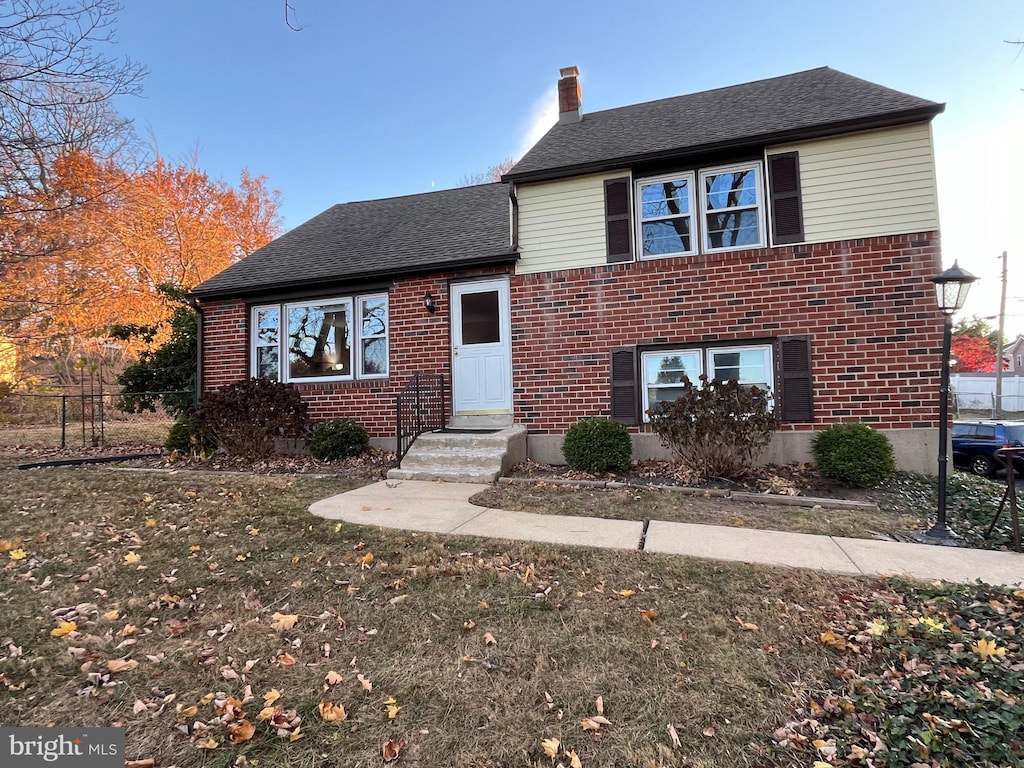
[581,718,601,731]
[483,631,496,645]
[388,594,408,606]
[107,658,138,673]
[703,725,716,737]
[324,670,343,686]
[385,696,400,719]
[318,701,347,722]
[595,694,604,715]
[277,653,297,666]
[123,552,141,565]
[667,723,681,749]
[639,608,658,622]
[590,715,612,726]
[357,673,372,692]
[617,589,636,597]
[462,619,476,631]
[358,552,374,568]
[382,738,405,762]
[220,665,239,680]
[228,719,255,744]
[734,617,759,631]
[132,699,149,714]
[478,600,489,609]
[126,760,156,768]
[263,688,282,707]
[102,610,120,622]
[256,705,280,722]
[271,612,299,631]
[568,749,582,768]
[541,737,560,758]
[177,704,198,718]
[196,737,218,749]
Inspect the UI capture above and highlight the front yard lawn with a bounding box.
[0,465,1020,767]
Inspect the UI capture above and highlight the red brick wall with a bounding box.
[200,232,944,439]
[511,231,944,435]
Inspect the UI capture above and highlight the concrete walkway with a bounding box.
[309,480,1024,588]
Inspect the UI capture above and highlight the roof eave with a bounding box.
[503,104,945,184]
[190,251,521,302]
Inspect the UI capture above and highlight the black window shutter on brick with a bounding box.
[779,335,813,422]
[768,152,804,245]
[610,346,638,425]
[604,178,633,263]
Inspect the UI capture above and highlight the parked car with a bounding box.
[951,420,1024,477]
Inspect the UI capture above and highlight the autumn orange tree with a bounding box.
[951,334,996,372]
[1,150,280,382]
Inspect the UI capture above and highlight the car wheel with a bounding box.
[970,454,994,477]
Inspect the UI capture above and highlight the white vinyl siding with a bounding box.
[516,171,629,275]
[770,122,939,243]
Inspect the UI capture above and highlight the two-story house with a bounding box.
[192,66,946,474]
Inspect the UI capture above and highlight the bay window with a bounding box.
[251,293,389,383]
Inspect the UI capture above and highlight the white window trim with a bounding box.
[250,294,390,384]
[641,343,774,422]
[357,293,390,379]
[640,348,703,419]
[635,171,697,260]
[698,161,766,253]
[250,304,280,381]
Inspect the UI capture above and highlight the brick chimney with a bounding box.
[557,66,582,124]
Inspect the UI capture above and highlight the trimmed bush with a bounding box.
[812,422,895,488]
[165,413,214,456]
[308,418,370,461]
[647,375,775,482]
[562,418,632,474]
[193,379,308,459]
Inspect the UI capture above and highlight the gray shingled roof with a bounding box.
[192,182,514,298]
[506,67,943,182]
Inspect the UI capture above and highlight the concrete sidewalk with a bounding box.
[309,480,1024,588]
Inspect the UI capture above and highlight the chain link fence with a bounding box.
[0,390,190,449]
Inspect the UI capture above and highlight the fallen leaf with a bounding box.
[541,737,560,758]
[196,737,218,750]
[581,718,601,731]
[107,658,138,673]
[318,701,347,722]
[263,688,282,706]
[277,653,296,666]
[667,723,681,748]
[734,616,759,631]
[357,673,372,692]
[483,631,496,645]
[102,610,120,622]
[819,630,848,650]
[478,600,489,609]
[145,518,157,527]
[385,696,400,719]
[51,621,77,637]
[177,704,198,718]
[462,619,476,632]
[0,538,20,552]
[228,719,255,744]
[359,552,374,568]
[132,699,149,714]
[271,612,299,631]
[595,694,604,715]
[388,594,408,606]
[638,608,658,622]
[221,665,239,680]
[9,548,27,561]
[123,552,141,565]
[703,726,716,738]
[382,738,405,762]
[617,589,636,597]
[324,670,343,686]
[568,749,582,768]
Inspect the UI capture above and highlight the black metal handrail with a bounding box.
[395,373,445,464]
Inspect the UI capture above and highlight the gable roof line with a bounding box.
[505,104,943,184]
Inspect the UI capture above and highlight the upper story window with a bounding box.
[251,293,389,384]
[636,161,765,259]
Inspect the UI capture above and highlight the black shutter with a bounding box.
[768,152,804,245]
[779,335,813,422]
[604,177,633,263]
[610,346,638,425]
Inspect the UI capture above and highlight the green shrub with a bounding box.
[647,375,775,482]
[308,418,370,461]
[193,379,308,459]
[562,418,632,473]
[812,423,895,488]
[165,413,214,456]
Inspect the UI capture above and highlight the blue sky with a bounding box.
[109,1,1024,334]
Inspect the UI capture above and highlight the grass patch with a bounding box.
[0,420,171,448]
[0,465,860,766]
[472,483,927,540]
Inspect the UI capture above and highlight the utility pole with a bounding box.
[995,250,1007,417]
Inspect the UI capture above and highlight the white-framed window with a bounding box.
[699,162,766,252]
[640,343,773,420]
[635,161,765,258]
[250,293,389,383]
[637,172,696,259]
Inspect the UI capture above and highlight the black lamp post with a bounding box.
[926,260,978,542]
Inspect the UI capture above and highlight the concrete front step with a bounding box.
[387,424,527,483]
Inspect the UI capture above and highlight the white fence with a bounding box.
[951,373,1024,413]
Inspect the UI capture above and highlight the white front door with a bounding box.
[451,277,512,416]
